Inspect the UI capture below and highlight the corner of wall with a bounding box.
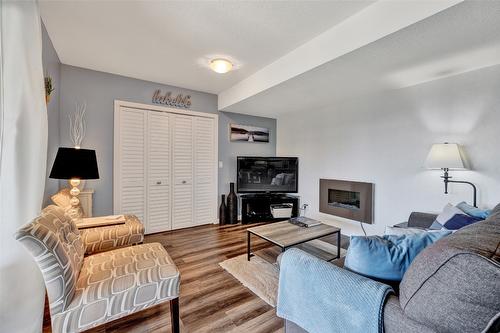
[41,22,62,206]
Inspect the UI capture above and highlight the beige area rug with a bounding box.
[219,241,346,307]
[220,254,280,307]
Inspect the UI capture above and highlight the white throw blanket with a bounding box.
[76,215,126,229]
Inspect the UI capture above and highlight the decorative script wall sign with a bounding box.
[152,89,192,108]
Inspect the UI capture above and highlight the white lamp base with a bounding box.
[67,178,81,217]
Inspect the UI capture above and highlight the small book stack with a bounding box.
[289,216,322,228]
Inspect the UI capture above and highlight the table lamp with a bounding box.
[425,142,477,207]
[49,147,99,216]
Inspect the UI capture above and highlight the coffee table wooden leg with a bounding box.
[337,231,341,259]
[247,231,251,261]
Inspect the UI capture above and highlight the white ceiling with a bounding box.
[222,1,500,117]
[218,0,463,110]
[40,0,373,94]
[41,1,500,118]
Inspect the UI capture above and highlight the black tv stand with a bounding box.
[240,193,300,224]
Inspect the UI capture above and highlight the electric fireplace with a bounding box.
[320,179,373,224]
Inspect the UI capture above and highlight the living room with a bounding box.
[1,1,499,333]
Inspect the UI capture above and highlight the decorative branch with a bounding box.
[69,101,86,148]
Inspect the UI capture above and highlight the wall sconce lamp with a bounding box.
[425,142,477,207]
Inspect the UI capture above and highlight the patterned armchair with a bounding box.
[15,205,180,333]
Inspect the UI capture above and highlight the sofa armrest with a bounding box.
[278,249,392,333]
[383,295,437,333]
[285,298,438,333]
[285,320,307,333]
[407,212,438,229]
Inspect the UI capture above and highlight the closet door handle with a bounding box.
[156,181,162,185]
[182,180,187,184]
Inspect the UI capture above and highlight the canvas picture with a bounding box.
[230,124,269,142]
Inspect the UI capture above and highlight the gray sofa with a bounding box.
[282,205,500,333]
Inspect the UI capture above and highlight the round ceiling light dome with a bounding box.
[210,58,233,74]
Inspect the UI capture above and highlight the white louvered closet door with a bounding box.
[114,107,146,222]
[194,117,217,225]
[172,114,194,229]
[115,101,218,234]
[147,111,171,233]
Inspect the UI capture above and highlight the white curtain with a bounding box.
[0,1,48,332]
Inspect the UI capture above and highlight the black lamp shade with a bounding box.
[49,147,99,180]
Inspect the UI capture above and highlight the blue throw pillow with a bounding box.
[431,203,484,230]
[344,231,451,281]
[429,204,465,229]
[442,213,482,230]
[456,201,491,219]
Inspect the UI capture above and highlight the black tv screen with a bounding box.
[237,157,298,193]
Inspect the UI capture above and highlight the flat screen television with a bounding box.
[237,156,298,193]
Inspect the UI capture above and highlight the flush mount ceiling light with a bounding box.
[210,58,233,74]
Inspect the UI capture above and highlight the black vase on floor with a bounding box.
[227,182,238,224]
[219,194,227,225]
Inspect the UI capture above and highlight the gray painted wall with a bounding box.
[42,24,61,206]
[218,111,276,202]
[59,65,276,216]
[277,64,500,236]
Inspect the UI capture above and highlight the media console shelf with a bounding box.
[241,193,300,224]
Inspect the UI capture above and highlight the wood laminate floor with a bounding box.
[43,223,284,333]
[43,223,347,333]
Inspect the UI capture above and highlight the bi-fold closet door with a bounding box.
[172,114,194,230]
[114,101,217,234]
[147,111,172,233]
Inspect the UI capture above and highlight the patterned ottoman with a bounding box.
[79,214,145,255]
